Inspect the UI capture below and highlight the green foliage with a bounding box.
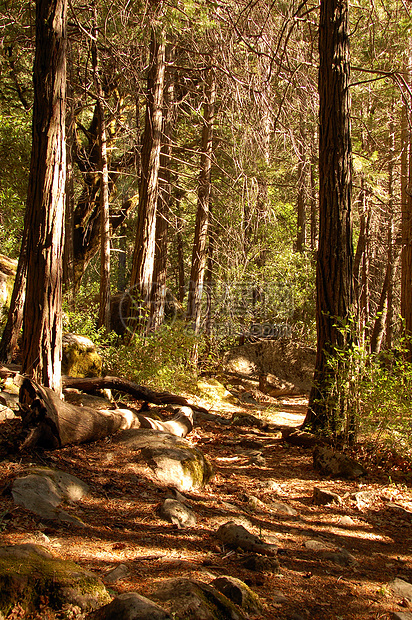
[319,321,412,460]
[102,322,199,391]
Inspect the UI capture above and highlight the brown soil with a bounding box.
[0,388,412,620]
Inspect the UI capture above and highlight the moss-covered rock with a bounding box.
[0,544,111,616]
[0,254,17,317]
[62,333,102,378]
[151,578,248,620]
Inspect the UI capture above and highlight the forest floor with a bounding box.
[1,373,412,620]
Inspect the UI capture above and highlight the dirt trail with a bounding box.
[1,380,412,619]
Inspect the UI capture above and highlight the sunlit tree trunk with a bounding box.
[401,47,412,361]
[186,63,216,334]
[21,0,67,394]
[92,9,111,331]
[304,0,354,435]
[129,26,165,330]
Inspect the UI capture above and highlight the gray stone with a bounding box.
[313,446,367,479]
[115,429,213,492]
[241,553,280,573]
[270,500,298,515]
[313,486,342,505]
[387,503,412,520]
[152,578,247,620]
[390,578,412,602]
[62,333,102,378]
[0,403,15,421]
[0,543,110,615]
[103,563,130,584]
[217,521,278,556]
[12,467,89,523]
[305,539,335,552]
[87,592,171,619]
[211,576,263,613]
[159,498,196,528]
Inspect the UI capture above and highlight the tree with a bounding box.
[304,0,354,435]
[128,23,165,331]
[20,0,67,393]
[186,61,216,334]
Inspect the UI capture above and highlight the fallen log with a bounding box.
[19,378,139,449]
[61,376,208,413]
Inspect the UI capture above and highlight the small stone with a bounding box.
[392,613,412,620]
[159,498,196,528]
[241,554,280,573]
[247,495,268,513]
[338,516,356,527]
[270,501,297,516]
[272,589,288,603]
[103,563,129,584]
[313,487,342,505]
[211,576,263,613]
[305,539,335,552]
[390,578,412,602]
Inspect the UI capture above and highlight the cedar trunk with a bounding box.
[305,0,354,433]
[186,64,216,333]
[128,27,165,331]
[21,0,67,394]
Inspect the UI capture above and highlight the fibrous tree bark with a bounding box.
[128,25,165,333]
[92,7,111,331]
[304,0,354,435]
[20,0,67,394]
[186,62,216,334]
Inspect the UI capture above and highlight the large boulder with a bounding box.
[0,254,17,317]
[87,592,171,620]
[115,429,214,492]
[12,467,89,524]
[0,544,111,616]
[224,339,315,394]
[151,578,248,620]
[313,446,367,479]
[62,333,102,377]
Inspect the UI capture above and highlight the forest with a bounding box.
[0,0,412,619]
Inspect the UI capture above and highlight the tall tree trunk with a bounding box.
[310,136,318,251]
[21,0,67,394]
[304,0,354,435]
[186,62,216,334]
[401,52,412,361]
[63,40,75,307]
[296,101,307,253]
[150,43,175,331]
[0,229,27,362]
[385,112,396,350]
[128,26,165,331]
[92,10,111,331]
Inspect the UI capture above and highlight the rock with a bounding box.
[246,495,268,513]
[390,578,412,602]
[283,430,318,447]
[241,553,280,573]
[159,498,196,528]
[151,578,247,620]
[270,500,298,516]
[62,333,102,378]
[351,490,374,503]
[211,576,263,613]
[0,254,17,313]
[224,340,315,394]
[217,521,278,556]
[272,589,288,603]
[392,612,412,620]
[87,592,171,619]
[231,412,265,428]
[12,467,89,524]
[115,429,214,492]
[304,539,335,552]
[0,404,15,421]
[338,516,356,527]
[313,446,367,479]
[0,391,19,411]
[0,543,110,615]
[313,487,342,505]
[103,563,130,584]
[321,549,357,566]
[387,503,412,520]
